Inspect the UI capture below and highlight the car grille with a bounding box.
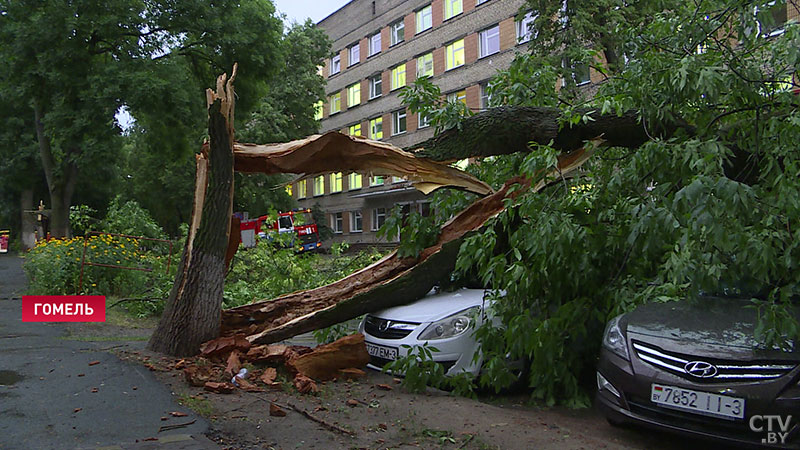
[364,316,419,339]
[632,341,797,383]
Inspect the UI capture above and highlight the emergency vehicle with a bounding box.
[239,209,321,253]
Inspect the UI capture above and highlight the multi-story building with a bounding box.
[292,0,798,249]
[291,0,536,248]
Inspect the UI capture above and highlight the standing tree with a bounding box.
[0,0,283,237]
[147,69,237,356]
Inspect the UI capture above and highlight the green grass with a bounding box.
[177,394,214,417]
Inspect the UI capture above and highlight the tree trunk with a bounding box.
[220,144,596,344]
[32,102,79,238]
[408,106,691,161]
[148,69,236,356]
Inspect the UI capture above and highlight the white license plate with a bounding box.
[366,342,397,360]
[651,384,745,420]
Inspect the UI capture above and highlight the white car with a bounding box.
[359,287,495,376]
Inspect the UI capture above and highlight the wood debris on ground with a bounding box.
[172,333,371,395]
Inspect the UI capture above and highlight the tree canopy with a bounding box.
[0,0,286,237]
[399,0,800,405]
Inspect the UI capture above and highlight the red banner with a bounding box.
[22,296,106,322]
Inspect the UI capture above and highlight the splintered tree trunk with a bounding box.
[148,68,237,356]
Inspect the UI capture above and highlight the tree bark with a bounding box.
[33,102,76,238]
[220,144,596,344]
[148,69,236,356]
[408,106,691,161]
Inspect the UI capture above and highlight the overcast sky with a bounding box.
[273,0,350,25]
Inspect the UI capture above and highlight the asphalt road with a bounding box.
[0,253,218,450]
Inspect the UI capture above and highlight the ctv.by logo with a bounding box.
[749,415,793,445]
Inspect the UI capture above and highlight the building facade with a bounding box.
[292,0,799,249]
[291,0,533,248]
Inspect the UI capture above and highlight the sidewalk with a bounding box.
[0,253,219,450]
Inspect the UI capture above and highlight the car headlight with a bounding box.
[602,314,629,360]
[418,306,480,340]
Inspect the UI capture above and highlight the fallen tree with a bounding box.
[220,139,601,344]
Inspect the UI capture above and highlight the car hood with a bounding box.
[625,298,800,359]
[369,288,486,323]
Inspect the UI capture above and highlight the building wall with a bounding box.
[296,0,531,248]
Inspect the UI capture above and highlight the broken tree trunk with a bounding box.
[220,142,599,344]
[408,106,691,161]
[147,66,237,356]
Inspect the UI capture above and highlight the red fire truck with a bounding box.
[239,209,321,253]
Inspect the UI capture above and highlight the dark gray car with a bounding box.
[596,298,800,448]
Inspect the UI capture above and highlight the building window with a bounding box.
[391,64,406,90]
[480,82,492,109]
[329,92,341,114]
[297,179,307,199]
[755,1,787,37]
[372,208,387,230]
[392,109,407,135]
[350,211,363,232]
[390,20,405,46]
[313,175,325,196]
[370,176,385,186]
[331,212,343,234]
[392,176,404,183]
[564,59,591,86]
[417,52,434,78]
[444,0,462,20]
[348,123,362,136]
[330,54,340,75]
[416,5,432,33]
[369,117,383,140]
[349,173,362,189]
[347,82,361,107]
[447,89,466,105]
[517,11,537,43]
[330,172,343,193]
[445,39,465,70]
[369,32,381,56]
[313,101,323,120]
[349,44,360,66]
[418,112,431,128]
[479,25,500,58]
[368,74,382,99]
[476,0,491,4]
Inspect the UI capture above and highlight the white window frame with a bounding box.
[480,82,492,110]
[416,5,432,33]
[517,12,537,43]
[369,74,382,99]
[392,109,407,136]
[372,208,387,231]
[447,90,466,104]
[330,54,340,75]
[417,53,434,78]
[330,172,343,193]
[348,123,361,136]
[329,92,341,114]
[444,0,462,20]
[296,179,307,199]
[313,175,325,196]
[348,44,360,66]
[418,112,431,128]
[369,32,381,56]
[479,25,500,58]
[446,39,465,70]
[369,117,383,140]
[331,212,343,234]
[350,211,363,232]
[348,173,362,190]
[391,64,406,90]
[390,20,405,46]
[347,82,360,107]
